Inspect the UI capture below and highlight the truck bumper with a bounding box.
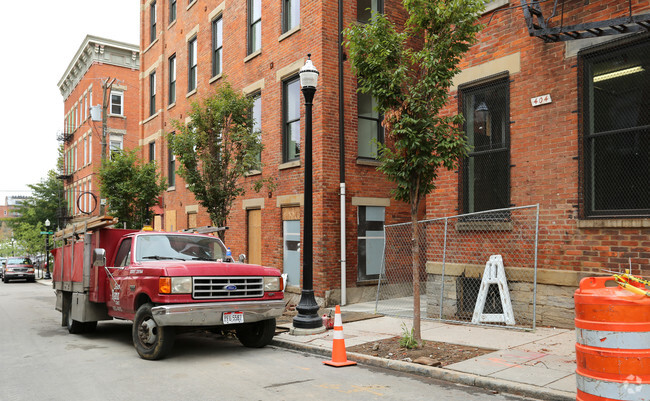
[151,299,285,327]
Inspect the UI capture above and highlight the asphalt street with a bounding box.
[0,280,537,400]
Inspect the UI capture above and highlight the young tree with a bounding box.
[168,81,271,241]
[345,0,484,341]
[99,149,167,229]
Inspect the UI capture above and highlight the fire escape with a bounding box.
[56,130,73,226]
[520,0,650,43]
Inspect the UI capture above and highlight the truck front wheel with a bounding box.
[132,303,175,360]
[236,318,276,348]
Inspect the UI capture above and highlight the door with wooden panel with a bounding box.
[165,210,177,232]
[247,209,261,265]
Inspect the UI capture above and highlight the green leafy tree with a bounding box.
[168,81,272,241]
[12,221,44,257]
[12,169,64,229]
[99,149,166,229]
[345,0,484,341]
[8,168,65,258]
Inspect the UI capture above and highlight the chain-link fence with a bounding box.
[376,205,539,330]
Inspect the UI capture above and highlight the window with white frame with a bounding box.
[110,134,123,158]
[110,91,124,116]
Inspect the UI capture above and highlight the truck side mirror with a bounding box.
[238,254,246,263]
[93,248,106,267]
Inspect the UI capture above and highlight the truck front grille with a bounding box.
[193,276,264,299]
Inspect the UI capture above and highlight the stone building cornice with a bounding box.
[58,34,140,101]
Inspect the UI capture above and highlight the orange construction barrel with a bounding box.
[574,276,650,400]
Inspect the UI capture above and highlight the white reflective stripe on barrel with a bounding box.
[577,374,650,401]
[577,328,650,349]
[333,330,344,340]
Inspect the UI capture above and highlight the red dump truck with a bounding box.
[52,219,284,360]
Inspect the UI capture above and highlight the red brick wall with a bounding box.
[63,60,140,222]
[139,0,413,297]
[427,0,650,275]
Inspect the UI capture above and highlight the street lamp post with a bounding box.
[44,219,51,280]
[11,237,15,256]
[292,55,324,331]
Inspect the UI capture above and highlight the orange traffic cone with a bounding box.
[323,305,357,367]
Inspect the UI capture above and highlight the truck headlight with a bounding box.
[264,276,282,292]
[171,277,192,294]
[159,277,192,294]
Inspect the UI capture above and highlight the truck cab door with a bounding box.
[106,238,133,315]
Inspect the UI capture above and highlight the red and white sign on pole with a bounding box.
[531,94,552,107]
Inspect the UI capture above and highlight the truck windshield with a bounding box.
[135,234,227,262]
[7,257,32,265]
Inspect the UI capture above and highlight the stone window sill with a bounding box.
[279,160,300,170]
[577,218,650,229]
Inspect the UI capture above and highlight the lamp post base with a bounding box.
[292,289,324,332]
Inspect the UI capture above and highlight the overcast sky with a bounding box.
[0,1,140,201]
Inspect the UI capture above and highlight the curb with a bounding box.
[271,338,575,401]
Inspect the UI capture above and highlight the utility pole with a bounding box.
[100,77,116,216]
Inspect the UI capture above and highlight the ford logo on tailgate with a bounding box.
[224,285,238,291]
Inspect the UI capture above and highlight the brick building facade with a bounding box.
[138,0,649,317]
[58,35,140,225]
[424,0,650,327]
[139,0,413,304]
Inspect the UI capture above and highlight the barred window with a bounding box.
[459,76,510,214]
[581,38,650,217]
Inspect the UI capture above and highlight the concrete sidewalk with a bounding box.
[273,302,576,401]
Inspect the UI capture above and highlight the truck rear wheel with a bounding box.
[66,300,86,334]
[133,303,175,360]
[236,318,276,348]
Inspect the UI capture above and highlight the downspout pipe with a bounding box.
[338,0,347,306]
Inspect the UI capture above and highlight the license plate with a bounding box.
[223,312,244,324]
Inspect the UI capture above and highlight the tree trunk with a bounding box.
[411,201,421,342]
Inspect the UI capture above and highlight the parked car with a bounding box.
[3,257,35,283]
[0,258,6,279]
